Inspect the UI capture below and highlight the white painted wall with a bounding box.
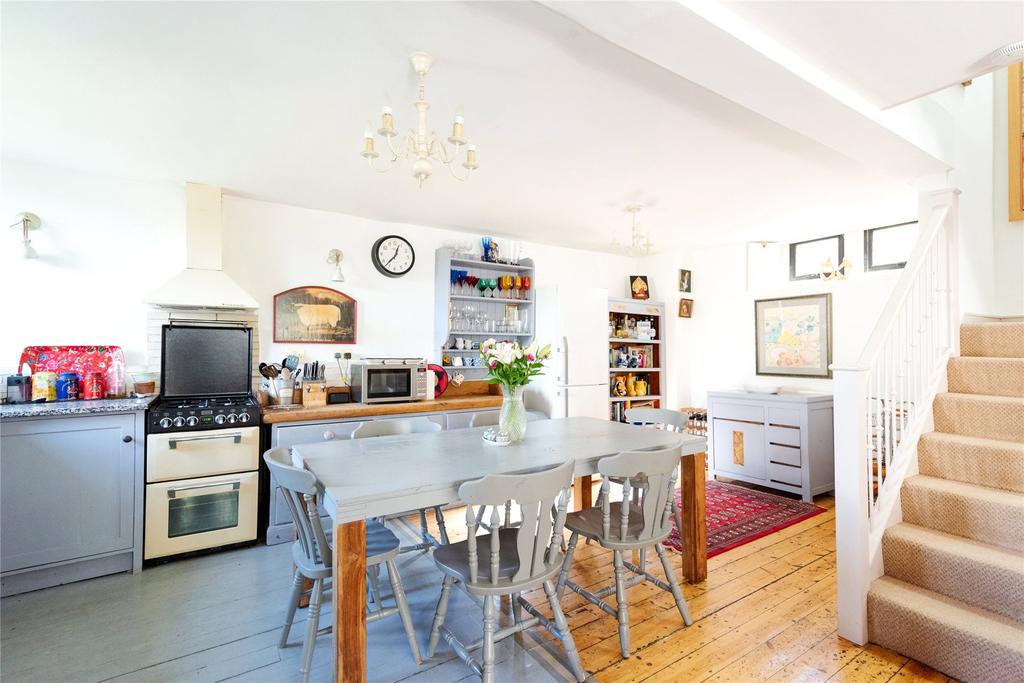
[221,194,637,373]
[0,158,637,376]
[0,158,185,371]
[991,69,1024,315]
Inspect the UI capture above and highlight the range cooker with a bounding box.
[144,323,260,561]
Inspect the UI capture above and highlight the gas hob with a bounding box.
[147,396,259,433]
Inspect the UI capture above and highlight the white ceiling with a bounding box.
[2,1,921,252]
[725,1,1024,108]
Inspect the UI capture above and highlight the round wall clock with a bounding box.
[371,235,415,278]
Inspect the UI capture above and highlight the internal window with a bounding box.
[864,221,918,271]
[789,234,844,281]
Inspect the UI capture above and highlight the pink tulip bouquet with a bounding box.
[479,339,552,390]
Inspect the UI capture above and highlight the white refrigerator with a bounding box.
[533,286,609,419]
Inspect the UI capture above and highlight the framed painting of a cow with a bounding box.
[273,286,357,344]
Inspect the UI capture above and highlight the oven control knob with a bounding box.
[226,413,238,424]
[185,416,199,427]
[158,417,173,429]
[238,412,251,423]
[172,416,186,428]
[214,414,226,425]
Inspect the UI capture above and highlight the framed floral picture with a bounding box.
[754,293,832,378]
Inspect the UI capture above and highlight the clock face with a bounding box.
[371,235,415,278]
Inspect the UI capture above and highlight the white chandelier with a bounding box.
[613,205,653,255]
[361,52,479,187]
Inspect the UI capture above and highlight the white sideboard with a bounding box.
[707,391,834,502]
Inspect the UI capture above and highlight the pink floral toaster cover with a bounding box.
[19,345,127,378]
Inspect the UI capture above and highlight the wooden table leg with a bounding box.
[572,475,593,511]
[334,519,366,683]
[679,452,707,583]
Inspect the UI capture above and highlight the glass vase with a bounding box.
[499,384,527,442]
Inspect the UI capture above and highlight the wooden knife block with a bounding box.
[302,382,328,408]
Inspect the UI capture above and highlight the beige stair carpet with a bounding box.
[932,393,1024,443]
[947,357,1024,398]
[881,523,1024,621]
[868,576,1024,683]
[901,475,1024,552]
[869,321,1024,680]
[960,322,1024,358]
[917,432,1024,493]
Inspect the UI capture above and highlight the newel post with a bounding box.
[832,366,871,645]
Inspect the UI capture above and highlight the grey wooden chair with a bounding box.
[264,448,421,682]
[609,407,688,569]
[556,444,693,659]
[352,417,450,551]
[426,459,587,683]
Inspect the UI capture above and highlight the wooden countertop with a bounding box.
[260,380,502,424]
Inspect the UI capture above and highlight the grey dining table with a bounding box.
[295,416,707,683]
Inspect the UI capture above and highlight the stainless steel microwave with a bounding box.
[350,359,433,403]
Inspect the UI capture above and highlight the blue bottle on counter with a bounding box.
[56,372,80,401]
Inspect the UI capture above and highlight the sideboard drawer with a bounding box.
[712,418,766,480]
[767,461,803,488]
[712,402,764,423]
[767,407,801,428]
[767,442,802,467]
[766,424,801,448]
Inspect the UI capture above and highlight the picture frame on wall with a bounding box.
[629,275,650,300]
[1010,61,1023,222]
[678,269,692,293]
[273,286,357,344]
[754,293,832,378]
[678,298,693,318]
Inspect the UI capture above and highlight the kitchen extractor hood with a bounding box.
[145,183,258,310]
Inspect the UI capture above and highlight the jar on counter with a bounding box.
[81,371,105,400]
[31,372,58,402]
[56,372,80,401]
[7,375,31,403]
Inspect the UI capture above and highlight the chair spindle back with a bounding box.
[597,444,682,542]
[459,460,575,585]
[264,448,332,568]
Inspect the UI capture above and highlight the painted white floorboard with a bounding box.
[1,524,580,683]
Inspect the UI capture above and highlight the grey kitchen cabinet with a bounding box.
[707,391,834,502]
[1,411,145,596]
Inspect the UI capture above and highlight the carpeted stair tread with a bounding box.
[868,576,1024,682]
[947,357,1024,398]
[882,523,1024,622]
[960,322,1024,359]
[918,432,1024,493]
[901,475,1024,552]
[932,393,1024,442]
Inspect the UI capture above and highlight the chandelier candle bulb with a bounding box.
[464,143,478,169]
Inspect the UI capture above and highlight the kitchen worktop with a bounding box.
[0,395,157,420]
[261,393,502,424]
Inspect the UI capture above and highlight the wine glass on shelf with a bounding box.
[521,275,531,302]
[477,276,488,298]
[466,274,478,296]
[513,275,522,300]
[488,278,499,299]
[450,269,459,295]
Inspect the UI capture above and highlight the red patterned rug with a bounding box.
[663,480,827,558]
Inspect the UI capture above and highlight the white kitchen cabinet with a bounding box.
[1,411,145,596]
[707,391,834,502]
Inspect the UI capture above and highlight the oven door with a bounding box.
[144,471,258,559]
[364,367,414,402]
[146,426,259,483]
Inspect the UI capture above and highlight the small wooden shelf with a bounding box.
[609,368,661,372]
[609,395,661,403]
[450,295,533,304]
[447,331,532,337]
[608,338,660,344]
[450,257,533,272]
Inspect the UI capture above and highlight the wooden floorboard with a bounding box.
[0,491,949,683]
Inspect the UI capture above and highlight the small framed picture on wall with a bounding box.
[678,269,691,293]
[678,298,693,318]
[629,275,650,300]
